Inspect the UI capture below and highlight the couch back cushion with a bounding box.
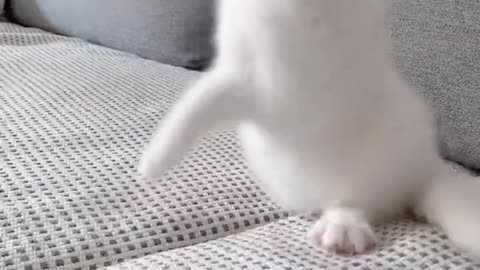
[8,0,215,69]
[388,0,480,169]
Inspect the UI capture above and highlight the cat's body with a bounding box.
[139,0,480,257]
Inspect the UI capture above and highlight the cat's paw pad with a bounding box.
[307,208,376,255]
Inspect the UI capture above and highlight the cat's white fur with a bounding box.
[139,0,480,257]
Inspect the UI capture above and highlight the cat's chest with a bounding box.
[249,22,356,89]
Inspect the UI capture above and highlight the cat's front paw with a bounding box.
[307,207,376,255]
[138,154,164,178]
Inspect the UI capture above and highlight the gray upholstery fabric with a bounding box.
[388,0,480,170]
[0,22,285,269]
[108,164,480,270]
[8,0,214,69]
[108,217,480,270]
[1,22,480,270]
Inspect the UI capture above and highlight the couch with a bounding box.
[1,1,479,269]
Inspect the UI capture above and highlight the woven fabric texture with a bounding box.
[108,163,480,270]
[0,22,286,270]
[108,217,480,270]
[1,22,479,270]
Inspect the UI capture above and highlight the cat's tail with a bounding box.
[415,169,480,259]
[138,70,250,178]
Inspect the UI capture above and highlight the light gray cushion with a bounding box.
[108,218,480,270]
[106,161,480,270]
[8,0,215,69]
[1,21,479,270]
[1,19,480,270]
[0,22,285,269]
[388,0,480,169]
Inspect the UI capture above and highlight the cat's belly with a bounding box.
[238,122,344,211]
[237,122,427,215]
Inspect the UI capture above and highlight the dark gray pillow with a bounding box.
[8,0,215,69]
[388,0,480,170]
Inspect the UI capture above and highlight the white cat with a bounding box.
[139,0,480,257]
